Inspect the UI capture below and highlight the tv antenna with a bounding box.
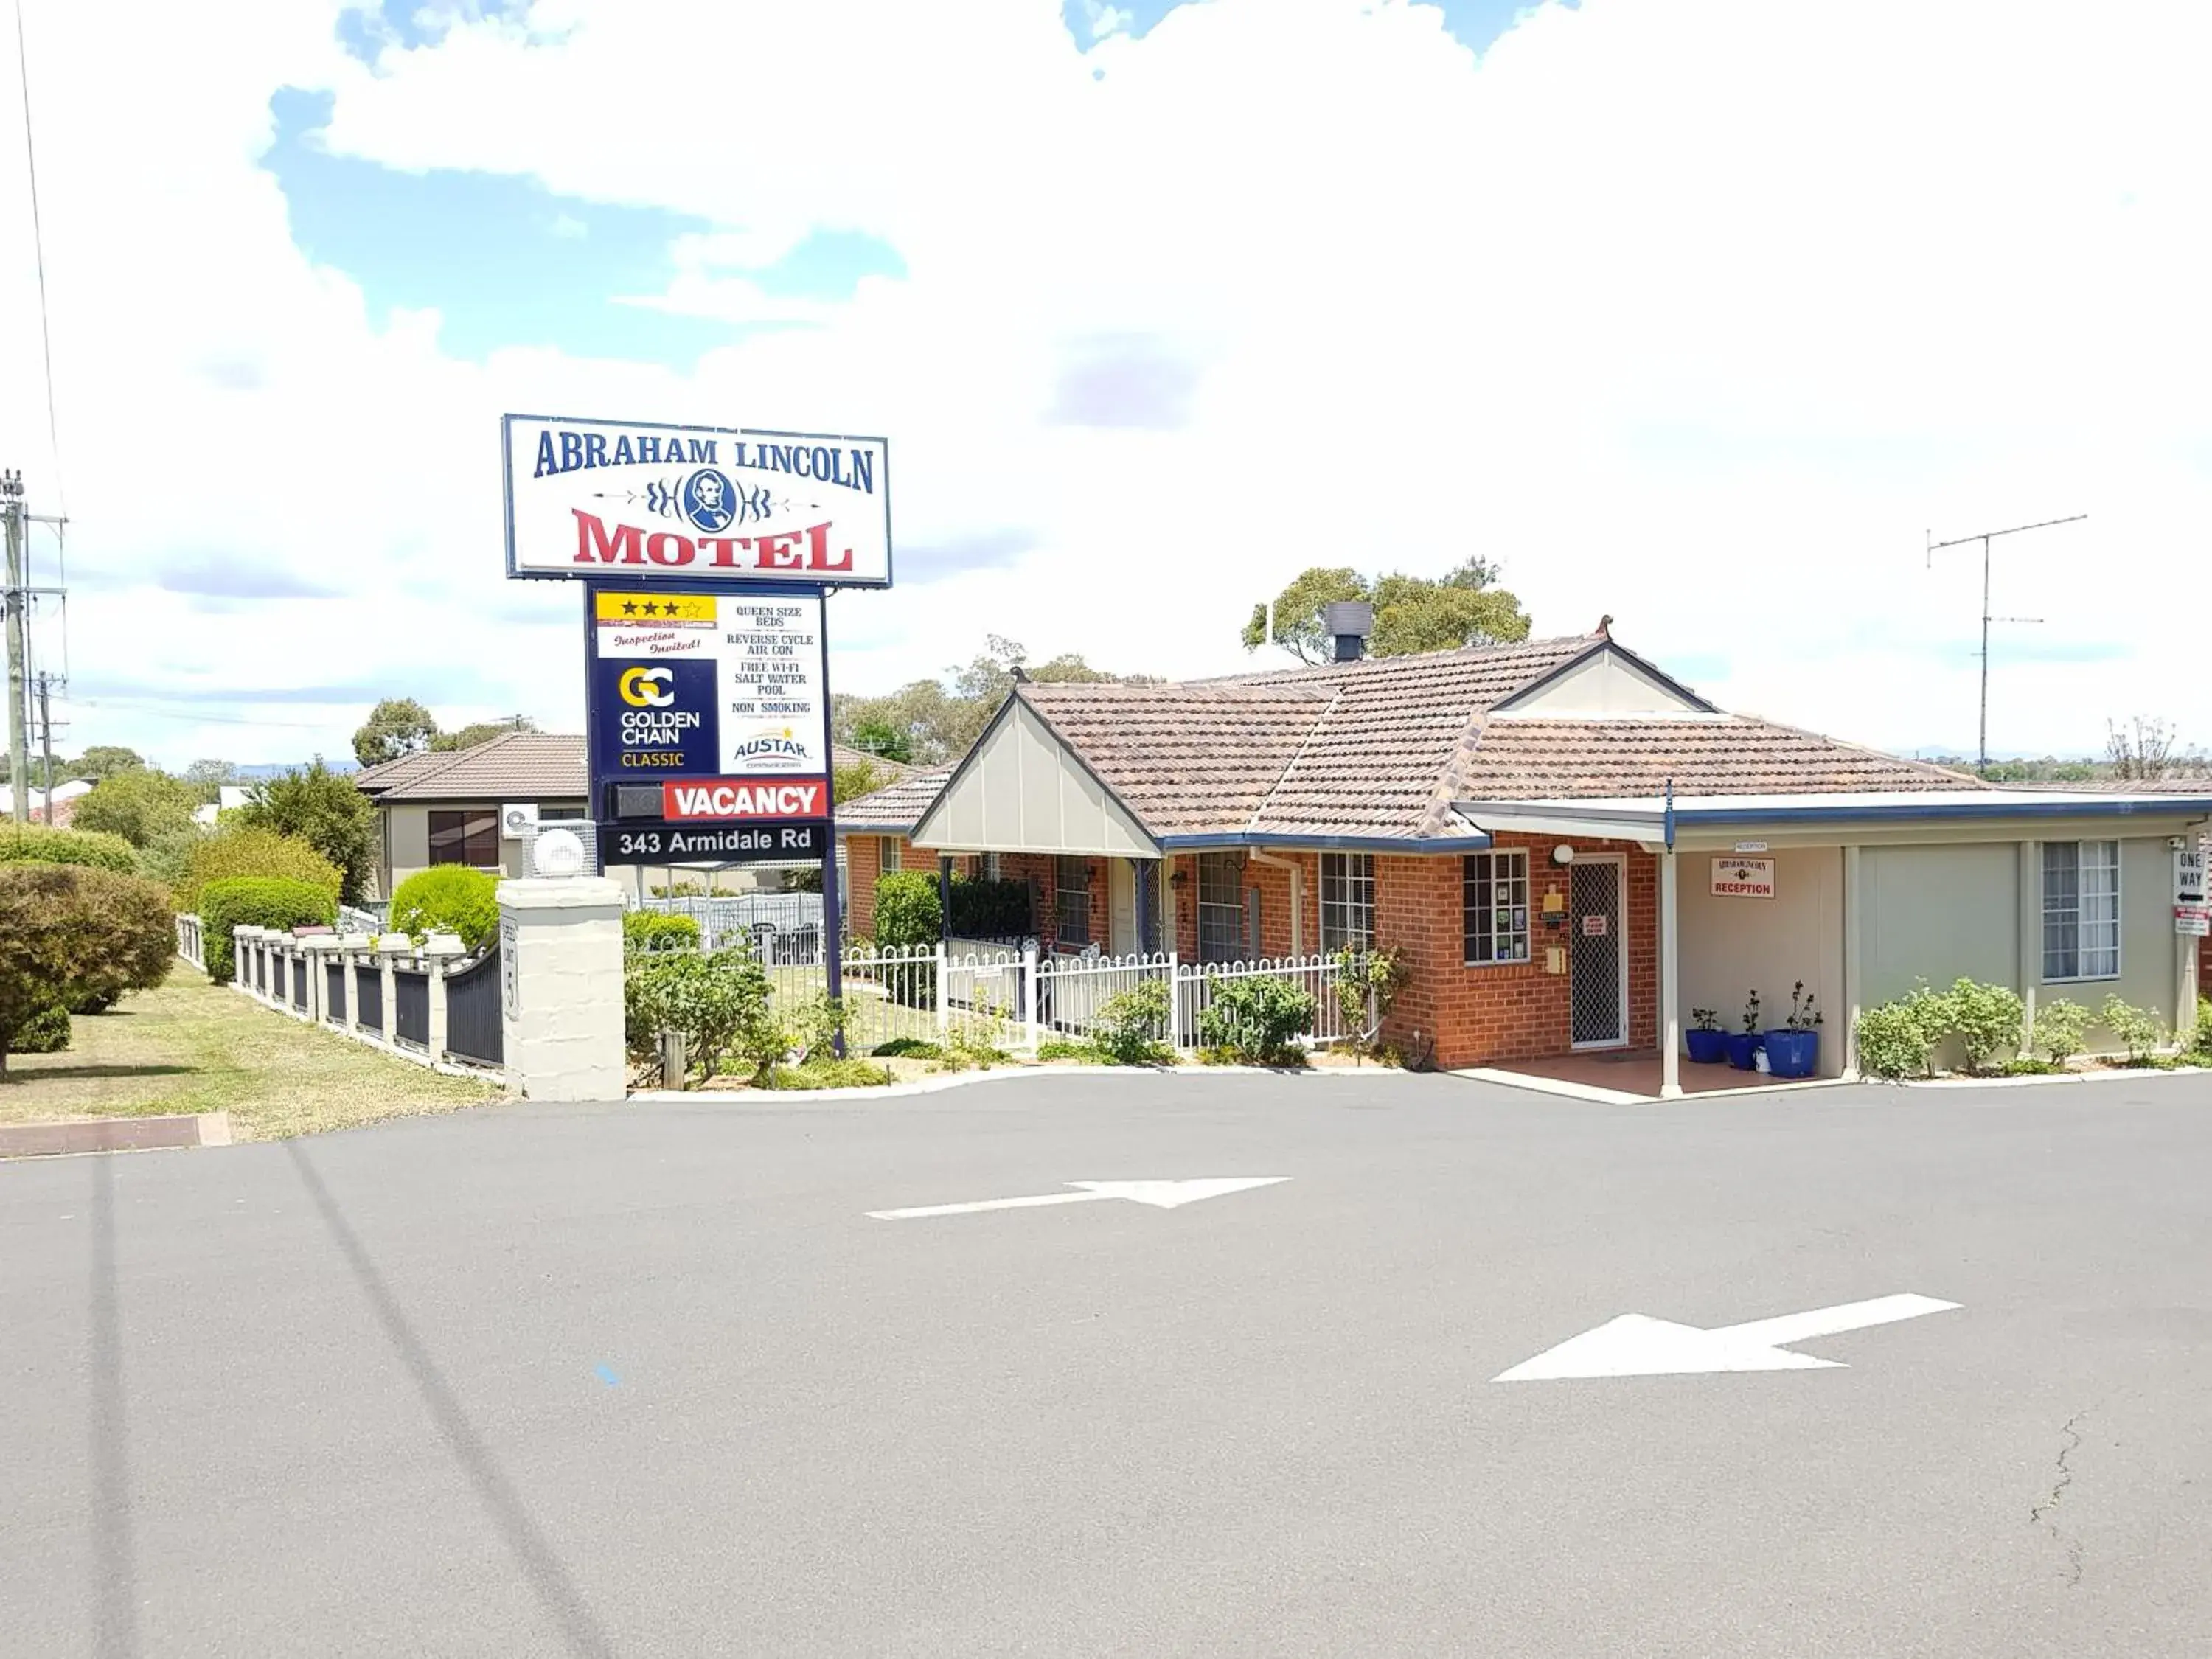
[1925,513,2085,771]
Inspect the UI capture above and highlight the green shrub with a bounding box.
[1037,1037,1100,1062]
[872,1037,945,1060]
[623,911,701,953]
[1854,982,1948,1079]
[0,863,173,1070]
[1331,945,1410,1050]
[0,823,138,873]
[947,876,1032,939]
[1941,977,2025,1074]
[389,866,500,950]
[763,1057,895,1090]
[2030,997,2092,1068]
[70,768,202,849]
[1197,974,1315,1064]
[874,871,942,948]
[234,759,377,904]
[1095,978,1172,1065]
[198,877,339,981]
[2000,1055,2062,1076]
[60,867,178,1014]
[2190,996,2212,1062]
[623,945,780,1086]
[175,825,341,911]
[15,1003,70,1054]
[2099,994,2164,1064]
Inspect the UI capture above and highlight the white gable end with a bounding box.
[912,698,1158,858]
[1492,646,1710,715]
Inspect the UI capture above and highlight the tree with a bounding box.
[70,768,201,849]
[832,636,1156,765]
[0,863,173,1070]
[69,745,146,782]
[352,698,438,768]
[237,759,377,903]
[833,758,887,805]
[2107,716,2203,782]
[431,715,538,752]
[846,716,913,764]
[1242,558,1531,662]
[182,759,239,792]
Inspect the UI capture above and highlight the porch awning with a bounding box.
[1453,788,2212,849]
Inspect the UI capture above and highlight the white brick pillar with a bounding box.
[497,877,627,1101]
[302,936,337,1023]
[422,934,465,1062]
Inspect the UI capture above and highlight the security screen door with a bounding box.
[1569,859,1626,1048]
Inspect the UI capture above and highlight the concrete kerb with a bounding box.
[1901,1062,2212,1090]
[629,1062,1427,1106]
[1450,1066,1860,1106]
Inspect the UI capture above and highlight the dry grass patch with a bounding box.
[1,967,499,1140]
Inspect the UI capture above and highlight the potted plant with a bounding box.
[1725,990,1764,1070]
[1764,981,1823,1078]
[1685,1007,1728,1065]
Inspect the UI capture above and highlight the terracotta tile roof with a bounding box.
[1453,718,1986,801]
[360,733,590,803]
[838,767,952,832]
[967,636,1982,843]
[1017,681,1332,834]
[351,749,454,794]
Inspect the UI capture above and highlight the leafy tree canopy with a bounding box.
[1242,558,1531,664]
[70,768,201,849]
[238,758,378,904]
[70,745,147,782]
[832,636,1156,766]
[352,698,438,768]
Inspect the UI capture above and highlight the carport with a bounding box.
[1455,787,2212,1096]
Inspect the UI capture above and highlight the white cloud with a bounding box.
[1,0,2208,768]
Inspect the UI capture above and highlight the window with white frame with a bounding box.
[1055,857,1091,947]
[879,838,901,872]
[1197,852,1245,963]
[2043,840,2120,981]
[1319,852,1375,953]
[1463,850,1531,964]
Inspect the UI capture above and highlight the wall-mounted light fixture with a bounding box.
[1551,844,1576,867]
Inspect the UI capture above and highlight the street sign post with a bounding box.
[501,414,890,1029]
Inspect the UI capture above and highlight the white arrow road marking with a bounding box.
[866,1177,1291,1221]
[1493,1293,1961,1382]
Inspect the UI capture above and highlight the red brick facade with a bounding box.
[1374,833,1657,1071]
[842,830,1659,1069]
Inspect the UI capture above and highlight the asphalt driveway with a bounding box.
[4,1070,2208,1656]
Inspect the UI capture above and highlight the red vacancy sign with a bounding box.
[663,777,827,821]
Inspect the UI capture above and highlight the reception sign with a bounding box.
[1711,856,1776,899]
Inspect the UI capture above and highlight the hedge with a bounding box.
[390,865,500,950]
[174,825,342,911]
[198,877,338,981]
[874,871,942,949]
[625,911,702,952]
[0,823,137,873]
[947,876,1032,939]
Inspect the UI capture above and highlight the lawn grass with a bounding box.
[1,967,499,1140]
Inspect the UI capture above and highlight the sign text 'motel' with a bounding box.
[504,416,890,588]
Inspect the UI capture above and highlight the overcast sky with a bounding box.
[0,0,2205,770]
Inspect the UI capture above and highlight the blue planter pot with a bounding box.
[1684,1028,1729,1065]
[1764,1028,1820,1079]
[1725,1032,1764,1071]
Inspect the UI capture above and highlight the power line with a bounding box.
[13,0,65,512]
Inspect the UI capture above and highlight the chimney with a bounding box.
[1322,600,1374,663]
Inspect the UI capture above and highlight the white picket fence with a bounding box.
[635,935,1358,1057]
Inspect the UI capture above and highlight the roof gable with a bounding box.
[911,694,1160,857]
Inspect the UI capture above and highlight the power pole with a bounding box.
[3,470,28,823]
[34,672,63,817]
[1926,513,2087,771]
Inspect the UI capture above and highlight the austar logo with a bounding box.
[663,777,828,821]
[731,731,809,760]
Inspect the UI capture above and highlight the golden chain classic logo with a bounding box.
[618,666,675,708]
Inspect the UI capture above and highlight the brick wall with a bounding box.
[1374,834,1656,1071]
[844,835,882,936]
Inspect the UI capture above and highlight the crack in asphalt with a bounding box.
[2030,1406,2095,1587]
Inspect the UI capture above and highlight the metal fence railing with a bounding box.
[630,937,1353,1060]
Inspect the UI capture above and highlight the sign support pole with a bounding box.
[582,584,605,876]
[817,594,846,1056]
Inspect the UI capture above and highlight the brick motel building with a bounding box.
[838,624,2212,1091]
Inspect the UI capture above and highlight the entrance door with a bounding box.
[1569,858,1626,1048]
[1108,858,1138,956]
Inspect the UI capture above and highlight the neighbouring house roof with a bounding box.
[893,630,2006,853]
[355,733,589,804]
[838,767,952,834]
[832,742,917,782]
